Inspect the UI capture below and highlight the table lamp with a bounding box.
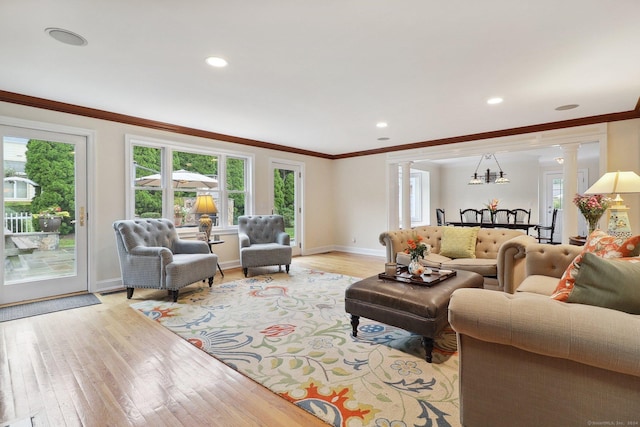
[193,194,218,241]
[584,170,640,238]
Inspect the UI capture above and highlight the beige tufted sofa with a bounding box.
[449,236,640,426]
[379,226,531,290]
[496,234,582,294]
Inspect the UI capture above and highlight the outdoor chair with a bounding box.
[534,208,559,244]
[238,215,292,277]
[113,218,217,302]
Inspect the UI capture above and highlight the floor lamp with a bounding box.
[584,170,640,238]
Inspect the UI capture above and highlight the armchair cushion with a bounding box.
[569,253,640,314]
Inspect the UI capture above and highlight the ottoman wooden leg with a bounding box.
[422,337,434,363]
[350,315,360,337]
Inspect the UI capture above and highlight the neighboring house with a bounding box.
[3,137,38,202]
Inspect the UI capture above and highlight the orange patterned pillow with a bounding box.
[550,230,640,301]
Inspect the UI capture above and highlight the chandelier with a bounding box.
[468,153,510,185]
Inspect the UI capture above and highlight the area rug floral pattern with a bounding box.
[131,269,461,427]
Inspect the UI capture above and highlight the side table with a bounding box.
[208,240,225,277]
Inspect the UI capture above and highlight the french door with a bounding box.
[1,124,88,304]
[544,170,587,240]
[270,160,302,256]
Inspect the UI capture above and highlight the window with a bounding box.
[127,136,253,232]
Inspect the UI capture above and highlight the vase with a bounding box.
[583,213,603,236]
[39,216,62,232]
[408,259,425,277]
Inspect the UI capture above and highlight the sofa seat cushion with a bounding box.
[441,258,497,277]
[517,275,559,296]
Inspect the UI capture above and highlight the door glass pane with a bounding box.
[3,138,77,283]
[552,178,563,209]
[273,168,295,244]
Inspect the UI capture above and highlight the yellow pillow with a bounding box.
[439,226,479,259]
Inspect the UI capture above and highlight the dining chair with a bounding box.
[460,208,481,223]
[436,208,446,226]
[534,208,559,244]
[512,208,531,224]
[479,208,493,223]
[491,209,512,224]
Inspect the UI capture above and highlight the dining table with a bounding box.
[446,221,536,234]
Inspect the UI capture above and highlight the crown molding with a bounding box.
[1,90,638,160]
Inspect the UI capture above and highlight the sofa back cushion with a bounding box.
[475,228,524,259]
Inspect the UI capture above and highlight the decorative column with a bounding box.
[388,162,400,230]
[562,143,580,243]
[401,162,412,229]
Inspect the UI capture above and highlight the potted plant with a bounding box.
[173,204,189,226]
[33,206,70,232]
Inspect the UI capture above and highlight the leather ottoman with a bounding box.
[345,269,483,362]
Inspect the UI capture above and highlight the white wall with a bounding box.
[1,100,639,291]
[438,155,541,224]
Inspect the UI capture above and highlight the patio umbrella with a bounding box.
[135,169,218,189]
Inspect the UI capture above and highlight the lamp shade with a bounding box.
[193,194,218,214]
[584,171,640,195]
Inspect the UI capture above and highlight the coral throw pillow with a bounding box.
[550,230,640,301]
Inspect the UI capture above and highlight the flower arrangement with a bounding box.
[573,193,611,235]
[174,204,189,218]
[34,206,70,219]
[404,234,430,262]
[485,198,500,212]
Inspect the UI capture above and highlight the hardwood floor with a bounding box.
[0,252,384,426]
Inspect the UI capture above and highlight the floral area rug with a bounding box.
[131,269,461,427]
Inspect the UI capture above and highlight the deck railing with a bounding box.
[4,212,35,234]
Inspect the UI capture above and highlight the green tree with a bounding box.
[273,169,285,215]
[25,139,75,234]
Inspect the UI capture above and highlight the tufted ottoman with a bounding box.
[345,270,483,362]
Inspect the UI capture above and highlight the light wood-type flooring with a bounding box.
[1,252,384,426]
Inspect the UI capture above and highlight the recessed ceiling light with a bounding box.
[555,104,579,111]
[376,122,388,128]
[205,56,228,68]
[487,97,503,105]
[45,27,87,46]
[377,137,390,141]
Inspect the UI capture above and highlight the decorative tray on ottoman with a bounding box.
[378,266,456,287]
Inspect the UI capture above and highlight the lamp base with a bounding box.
[199,214,213,242]
[607,207,632,239]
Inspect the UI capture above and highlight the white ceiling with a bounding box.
[1,1,639,157]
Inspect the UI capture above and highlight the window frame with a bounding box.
[125,134,254,235]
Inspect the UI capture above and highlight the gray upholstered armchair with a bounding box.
[113,218,218,302]
[238,215,292,277]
